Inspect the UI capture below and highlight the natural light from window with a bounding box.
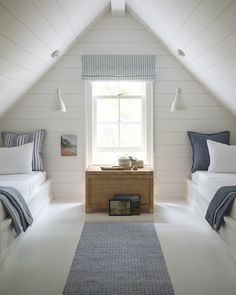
[91,81,148,165]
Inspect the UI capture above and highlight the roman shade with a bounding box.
[81,55,156,81]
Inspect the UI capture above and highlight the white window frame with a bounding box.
[86,82,154,167]
[93,95,145,152]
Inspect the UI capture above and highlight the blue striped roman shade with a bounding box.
[81,55,156,81]
[1,130,46,171]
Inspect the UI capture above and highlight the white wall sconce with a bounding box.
[53,88,66,112]
[51,50,66,112]
[170,87,185,111]
[170,49,186,112]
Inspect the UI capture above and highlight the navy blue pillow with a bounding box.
[187,131,230,173]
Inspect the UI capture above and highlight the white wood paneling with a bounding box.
[189,32,236,72]
[0,119,84,133]
[0,35,46,73]
[68,42,168,55]
[0,58,38,83]
[80,29,156,43]
[184,2,236,61]
[127,0,236,115]
[31,0,77,44]
[44,158,85,171]
[1,12,236,202]
[0,2,57,62]
[155,107,232,120]
[17,94,85,108]
[162,0,201,42]
[155,93,220,107]
[95,14,140,30]
[169,0,233,48]
[156,119,236,133]
[155,81,207,94]
[56,0,85,33]
[29,81,84,95]
[6,107,84,120]
[47,171,85,184]
[156,170,190,184]
[0,0,64,49]
[0,0,109,120]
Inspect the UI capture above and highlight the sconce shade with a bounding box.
[52,88,66,112]
[170,87,185,111]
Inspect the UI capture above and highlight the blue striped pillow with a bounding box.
[1,130,46,171]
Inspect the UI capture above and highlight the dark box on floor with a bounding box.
[114,194,140,215]
[109,199,131,216]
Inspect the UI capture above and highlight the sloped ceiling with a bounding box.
[0,0,110,117]
[126,0,236,114]
[1,0,236,117]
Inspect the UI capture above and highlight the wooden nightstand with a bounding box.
[85,166,154,213]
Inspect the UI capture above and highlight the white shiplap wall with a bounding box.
[127,0,236,115]
[1,13,236,201]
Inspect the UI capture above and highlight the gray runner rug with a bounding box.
[63,222,174,295]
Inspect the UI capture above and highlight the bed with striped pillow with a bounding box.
[1,130,46,171]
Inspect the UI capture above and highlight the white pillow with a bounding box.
[0,142,34,174]
[207,140,236,173]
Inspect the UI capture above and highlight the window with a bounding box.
[86,81,153,165]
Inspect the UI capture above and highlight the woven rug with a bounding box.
[63,222,174,295]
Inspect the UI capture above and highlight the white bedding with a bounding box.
[191,171,236,220]
[0,171,46,223]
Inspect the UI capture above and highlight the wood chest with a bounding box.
[85,166,154,213]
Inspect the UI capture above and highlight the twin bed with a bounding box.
[186,131,236,262]
[0,130,52,264]
[0,171,51,263]
[187,171,236,262]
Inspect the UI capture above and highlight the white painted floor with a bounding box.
[0,201,236,295]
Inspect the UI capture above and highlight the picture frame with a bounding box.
[61,135,77,157]
[109,199,131,216]
[114,194,140,215]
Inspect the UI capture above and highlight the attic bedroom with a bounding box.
[1,0,236,294]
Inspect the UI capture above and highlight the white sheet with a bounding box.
[191,171,236,220]
[0,172,46,223]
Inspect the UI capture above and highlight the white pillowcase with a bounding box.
[0,142,34,174]
[207,140,236,173]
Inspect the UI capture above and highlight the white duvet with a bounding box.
[0,171,46,223]
[192,171,236,220]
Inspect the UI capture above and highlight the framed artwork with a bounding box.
[109,200,131,216]
[61,135,77,156]
[114,194,140,215]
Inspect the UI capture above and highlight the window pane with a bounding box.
[93,81,145,96]
[97,99,118,122]
[93,82,119,96]
[120,124,142,147]
[97,124,118,147]
[120,99,142,122]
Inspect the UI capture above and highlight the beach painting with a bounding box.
[61,135,77,157]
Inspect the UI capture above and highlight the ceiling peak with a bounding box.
[111,0,126,16]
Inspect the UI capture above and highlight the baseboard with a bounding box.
[52,196,85,203]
